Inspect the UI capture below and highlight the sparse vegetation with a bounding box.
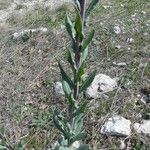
[0,0,149,149]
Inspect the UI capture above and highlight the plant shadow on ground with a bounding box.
[0,0,150,149]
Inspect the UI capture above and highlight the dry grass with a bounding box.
[0,0,150,149]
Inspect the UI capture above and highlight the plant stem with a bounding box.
[79,0,86,23]
[73,0,86,101]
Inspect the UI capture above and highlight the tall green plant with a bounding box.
[52,0,99,149]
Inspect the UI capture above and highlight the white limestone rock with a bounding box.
[13,27,48,40]
[72,141,80,148]
[50,140,80,149]
[55,81,64,95]
[101,116,131,136]
[113,26,121,34]
[126,38,134,44]
[113,62,127,67]
[134,120,150,135]
[85,74,117,98]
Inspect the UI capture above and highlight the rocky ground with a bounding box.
[0,0,150,149]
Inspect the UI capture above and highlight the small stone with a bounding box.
[103,5,112,9]
[120,4,124,7]
[13,32,23,39]
[128,47,131,50]
[12,27,48,40]
[115,45,122,49]
[72,141,80,148]
[86,74,117,98]
[141,11,146,14]
[38,27,48,33]
[113,62,127,67]
[113,26,121,34]
[101,116,131,136]
[126,38,134,44]
[55,82,64,95]
[131,13,137,18]
[134,120,150,135]
[119,140,126,150]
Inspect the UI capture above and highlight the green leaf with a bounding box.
[53,110,69,139]
[77,63,84,82]
[67,94,76,109]
[58,63,74,89]
[74,0,80,10]
[71,114,83,134]
[0,145,8,150]
[13,142,24,150]
[62,80,72,97]
[85,0,99,19]
[74,7,84,41]
[67,49,76,73]
[65,14,76,40]
[74,102,87,116]
[79,70,96,93]
[81,30,95,52]
[71,132,86,144]
[76,144,90,150]
[81,47,88,62]
[59,146,75,150]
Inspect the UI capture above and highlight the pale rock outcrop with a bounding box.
[101,116,131,136]
[85,74,118,98]
[134,120,150,135]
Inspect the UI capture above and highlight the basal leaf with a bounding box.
[79,70,96,93]
[0,145,8,150]
[53,111,69,139]
[71,114,83,134]
[71,132,86,144]
[76,144,90,150]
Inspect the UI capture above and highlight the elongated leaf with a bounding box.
[80,30,95,52]
[74,0,80,10]
[77,63,84,82]
[77,144,90,150]
[71,114,83,134]
[67,49,76,73]
[74,7,84,41]
[0,145,8,150]
[85,0,99,19]
[79,70,96,93]
[59,146,74,150]
[58,63,74,89]
[65,14,76,40]
[74,102,87,116]
[71,132,86,144]
[62,80,72,97]
[81,47,88,62]
[53,111,69,139]
[67,94,76,109]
